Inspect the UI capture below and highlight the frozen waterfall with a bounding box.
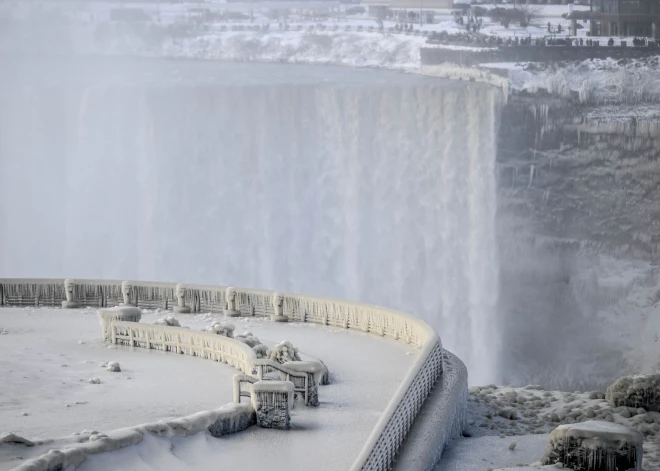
[0,60,502,384]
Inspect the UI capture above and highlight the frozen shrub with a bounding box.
[235,332,262,348]
[204,322,235,338]
[253,344,268,359]
[268,340,301,364]
[154,315,180,327]
[606,374,660,411]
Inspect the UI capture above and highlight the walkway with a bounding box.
[0,308,415,470]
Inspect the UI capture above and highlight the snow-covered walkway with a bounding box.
[0,307,415,470]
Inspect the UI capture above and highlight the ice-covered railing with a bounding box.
[0,278,446,470]
[111,321,257,374]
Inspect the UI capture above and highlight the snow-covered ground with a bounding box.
[479,55,660,104]
[3,1,659,103]
[437,384,660,471]
[0,307,415,471]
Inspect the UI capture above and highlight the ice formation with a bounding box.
[88,377,100,384]
[224,287,240,317]
[120,281,135,307]
[252,344,268,359]
[173,283,191,314]
[154,315,180,327]
[61,279,78,308]
[268,340,301,364]
[542,421,643,471]
[606,374,660,411]
[97,306,142,340]
[395,350,468,470]
[204,322,235,338]
[250,380,294,430]
[467,384,660,470]
[106,361,121,373]
[234,332,262,348]
[270,292,288,323]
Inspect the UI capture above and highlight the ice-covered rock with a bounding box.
[106,361,121,372]
[154,315,180,327]
[89,377,101,384]
[606,374,660,411]
[542,420,643,471]
[268,340,301,364]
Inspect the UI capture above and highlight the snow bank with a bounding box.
[11,403,255,471]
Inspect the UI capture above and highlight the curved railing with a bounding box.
[0,278,449,471]
[111,321,258,374]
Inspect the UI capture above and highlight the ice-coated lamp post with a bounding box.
[120,281,136,307]
[224,286,240,317]
[174,283,191,313]
[271,292,288,323]
[61,279,79,308]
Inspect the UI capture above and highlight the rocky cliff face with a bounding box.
[496,97,660,390]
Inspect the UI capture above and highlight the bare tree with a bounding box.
[514,4,542,27]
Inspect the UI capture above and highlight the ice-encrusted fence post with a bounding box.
[174,284,191,314]
[61,279,79,308]
[271,292,288,322]
[98,307,142,341]
[250,380,294,429]
[224,286,240,317]
[120,281,135,307]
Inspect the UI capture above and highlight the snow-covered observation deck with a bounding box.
[0,278,468,471]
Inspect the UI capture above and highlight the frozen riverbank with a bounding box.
[439,384,660,471]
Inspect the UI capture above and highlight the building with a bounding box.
[590,0,660,37]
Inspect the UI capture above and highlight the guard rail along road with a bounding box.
[0,278,466,471]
